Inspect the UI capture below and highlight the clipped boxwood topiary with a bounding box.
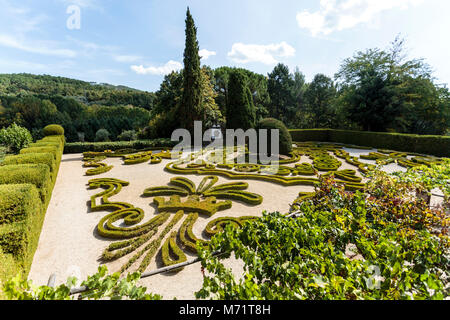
[257,118,292,156]
[0,164,52,204]
[0,183,43,274]
[43,124,64,137]
[2,153,56,179]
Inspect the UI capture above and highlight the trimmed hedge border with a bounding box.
[0,164,52,203]
[137,211,184,273]
[2,153,57,181]
[289,129,450,158]
[161,231,187,271]
[64,139,176,154]
[178,213,209,253]
[0,184,42,274]
[0,128,64,282]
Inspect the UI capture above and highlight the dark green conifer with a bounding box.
[180,7,202,133]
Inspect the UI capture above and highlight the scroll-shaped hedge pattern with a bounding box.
[83,154,113,176]
[88,175,263,274]
[205,216,259,237]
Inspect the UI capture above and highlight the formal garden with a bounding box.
[0,8,449,301]
[0,120,448,300]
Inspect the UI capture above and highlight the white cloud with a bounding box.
[228,41,295,65]
[130,60,183,75]
[0,1,78,58]
[0,34,77,58]
[297,0,424,37]
[199,49,216,60]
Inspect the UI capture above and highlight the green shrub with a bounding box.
[31,128,44,141]
[117,130,137,142]
[0,124,33,153]
[0,146,6,164]
[257,118,292,155]
[0,164,52,203]
[0,184,42,274]
[137,211,184,273]
[43,124,64,137]
[95,129,110,142]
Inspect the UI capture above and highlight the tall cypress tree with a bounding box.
[180,7,202,133]
[226,70,256,130]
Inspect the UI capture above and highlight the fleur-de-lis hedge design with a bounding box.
[143,176,263,216]
[88,176,262,273]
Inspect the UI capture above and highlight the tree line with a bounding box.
[150,10,449,138]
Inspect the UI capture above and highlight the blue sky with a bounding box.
[0,0,449,92]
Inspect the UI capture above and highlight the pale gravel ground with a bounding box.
[28,149,409,299]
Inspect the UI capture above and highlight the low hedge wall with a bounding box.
[0,128,65,287]
[0,248,18,298]
[0,184,42,274]
[0,164,52,203]
[289,129,450,157]
[20,146,61,164]
[2,153,57,181]
[64,138,176,154]
[0,184,42,225]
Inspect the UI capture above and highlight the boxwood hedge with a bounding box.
[0,184,42,276]
[0,126,65,285]
[2,154,56,180]
[43,124,65,137]
[0,164,52,203]
[64,138,176,154]
[289,129,450,157]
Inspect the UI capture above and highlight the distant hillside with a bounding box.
[0,73,155,109]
